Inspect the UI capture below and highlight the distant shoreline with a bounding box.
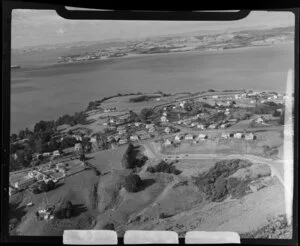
[14,41,293,71]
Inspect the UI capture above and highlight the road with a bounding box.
[143,142,287,190]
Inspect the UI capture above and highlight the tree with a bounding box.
[124,174,142,192]
[272,110,281,117]
[10,134,18,143]
[47,180,55,191]
[140,108,154,123]
[121,143,136,169]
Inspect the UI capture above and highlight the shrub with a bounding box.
[103,223,115,230]
[146,160,181,175]
[124,174,142,192]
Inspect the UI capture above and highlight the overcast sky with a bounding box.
[11,10,294,49]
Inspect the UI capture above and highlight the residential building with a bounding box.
[228,118,238,124]
[221,133,231,139]
[197,134,207,140]
[164,127,171,134]
[161,116,168,123]
[42,152,51,157]
[220,124,227,128]
[117,125,126,131]
[162,112,167,117]
[134,122,141,127]
[212,95,218,99]
[145,123,154,129]
[208,124,217,129]
[136,130,148,136]
[118,129,127,135]
[53,150,60,157]
[140,134,151,140]
[174,135,182,142]
[185,134,194,140]
[130,135,139,141]
[148,127,155,133]
[14,177,36,190]
[234,132,244,139]
[255,117,264,124]
[164,139,172,146]
[245,133,255,140]
[74,143,82,152]
[197,124,205,130]
[119,138,128,145]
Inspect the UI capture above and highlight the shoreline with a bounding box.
[15,41,293,71]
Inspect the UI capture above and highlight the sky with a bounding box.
[11,10,295,49]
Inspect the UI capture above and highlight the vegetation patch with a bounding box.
[192,159,253,202]
[240,214,292,239]
[146,160,182,175]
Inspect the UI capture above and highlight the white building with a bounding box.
[174,135,182,142]
[162,112,167,117]
[119,138,128,145]
[197,124,205,130]
[52,150,60,157]
[234,132,243,139]
[197,134,207,140]
[245,133,255,140]
[130,135,139,141]
[185,134,194,140]
[74,143,82,152]
[148,127,155,133]
[221,133,231,139]
[212,95,218,99]
[208,124,217,129]
[164,139,172,146]
[161,116,168,123]
[164,127,171,134]
[134,122,141,127]
[255,117,264,124]
[145,123,154,129]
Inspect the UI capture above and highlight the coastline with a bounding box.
[17,41,293,70]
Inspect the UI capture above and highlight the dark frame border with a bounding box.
[1,1,299,245]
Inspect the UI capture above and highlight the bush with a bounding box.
[124,174,142,192]
[193,159,253,202]
[146,160,181,175]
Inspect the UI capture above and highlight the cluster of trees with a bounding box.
[55,201,73,219]
[31,180,56,194]
[146,160,181,175]
[129,95,153,103]
[124,174,143,192]
[246,102,283,115]
[55,112,87,126]
[121,143,148,169]
[193,159,253,202]
[139,108,155,123]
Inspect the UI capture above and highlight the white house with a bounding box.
[119,138,128,145]
[185,134,194,140]
[245,132,255,140]
[179,101,186,108]
[162,112,168,117]
[161,116,168,123]
[90,137,97,143]
[220,124,227,128]
[74,143,82,152]
[134,122,141,127]
[118,129,127,135]
[145,123,154,129]
[234,132,243,139]
[212,95,218,99]
[197,134,207,140]
[164,139,172,146]
[52,150,60,157]
[197,124,205,130]
[255,117,264,124]
[174,135,182,142]
[221,133,231,139]
[130,135,139,141]
[42,152,51,157]
[148,127,155,133]
[208,124,217,129]
[164,127,171,134]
